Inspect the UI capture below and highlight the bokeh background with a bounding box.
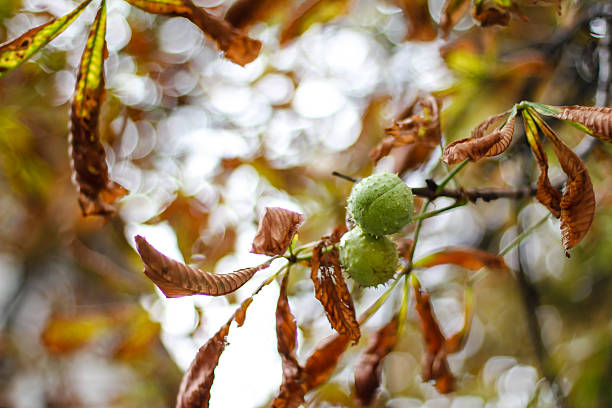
[1,0,612,407]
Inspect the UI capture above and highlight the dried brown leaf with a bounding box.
[135,235,270,297]
[70,1,128,216]
[123,0,261,66]
[442,115,516,164]
[225,0,288,29]
[412,277,455,393]
[554,106,612,142]
[176,297,255,408]
[439,0,471,38]
[395,0,437,41]
[414,247,508,271]
[271,273,307,408]
[472,5,510,27]
[536,117,596,253]
[311,239,360,344]
[354,315,399,406]
[303,334,351,390]
[251,207,305,256]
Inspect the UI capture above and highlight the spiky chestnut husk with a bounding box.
[347,172,414,236]
[339,227,399,287]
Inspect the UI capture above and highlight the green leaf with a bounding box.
[0,0,94,78]
[70,0,128,216]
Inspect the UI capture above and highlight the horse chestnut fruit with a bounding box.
[339,226,399,287]
[347,172,414,236]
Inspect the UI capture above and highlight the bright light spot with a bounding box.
[293,80,346,118]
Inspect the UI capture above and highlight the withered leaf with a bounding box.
[471,5,510,27]
[135,235,271,297]
[303,333,351,390]
[251,207,305,256]
[442,115,516,164]
[0,0,93,77]
[176,296,255,408]
[533,112,596,253]
[70,1,128,216]
[280,0,351,45]
[412,276,455,393]
[354,315,399,406]
[371,95,441,165]
[523,111,561,218]
[271,273,307,408]
[414,247,508,271]
[225,0,288,29]
[311,236,360,344]
[394,0,437,41]
[123,0,261,66]
[439,0,471,38]
[554,105,612,142]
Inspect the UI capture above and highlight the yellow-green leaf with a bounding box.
[70,0,128,216]
[0,0,94,77]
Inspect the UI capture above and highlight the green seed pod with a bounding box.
[339,227,399,287]
[347,172,414,236]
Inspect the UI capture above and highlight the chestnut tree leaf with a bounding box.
[0,0,93,77]
[225,0,289,29]
[311,235,360,344]
[442,114,516,164]
[394,0,437,41]
[354,315,399,406]
[251,207,305,256]
[176,296,255,408]
[439,0,471,38]
[411,275,455,393]
[531,110,596,254]
[271,273,307,408]
[553,105,612,142]
[414,247,508,271]
[123,0,262,66]
[472,4,511,27]
[70,0,128,216]
[302,334,351,390]
[522,110,561,218]
[135,235,271,297]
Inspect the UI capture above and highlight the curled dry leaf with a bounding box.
[412,276,455,393]
[251,207,305,256]
[303,334,351,390]
[311,234,360,344]
[414,247,508,271]
[371,96,441,165]
[0,0,93,77]
[532,112,596,253]
[280,0,351,45]
[472,5,510,27]
[394,0,437,41]
[554,105,612,142]
[176,296,255,408]
[442,114,516,164]
[439,0,471,38]
[70,0,128,216]
[354,315,399,406]
[123,0,261,66]
[272,273,307,408]
[225,0,289,29]
[135,235,271,297]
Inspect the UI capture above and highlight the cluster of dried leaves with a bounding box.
[442,103,611,255]
[133,205,516,406]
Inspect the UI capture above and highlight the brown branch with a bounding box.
[412,180,539,203]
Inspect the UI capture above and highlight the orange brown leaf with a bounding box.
[354,315,399,405]
[225,0,288,29]
[251,207,305,256]
[439,0,471,38]
[70,1,128,216]
[442,115,516,164]
[271,273,307,408]
[471,5,510,27]
[135,235,271,297]
[176,297,255,408]
[311,236,360,344]
[394,0,437,41]
[123,0,261,66]
[303,333,351,390]
[554,105,612,142]
[414,247,508,271]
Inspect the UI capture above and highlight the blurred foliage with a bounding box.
[0,0,612,407]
